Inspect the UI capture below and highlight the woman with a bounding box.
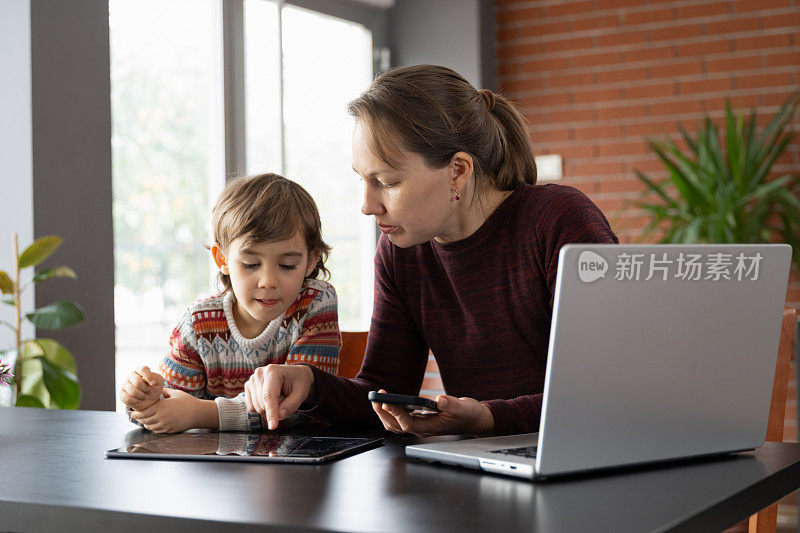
[245,65,618,437]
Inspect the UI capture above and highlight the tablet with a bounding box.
[106,432,383,464]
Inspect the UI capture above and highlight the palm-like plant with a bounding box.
[635,92,800,270]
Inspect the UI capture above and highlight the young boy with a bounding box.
[119,173,341,432]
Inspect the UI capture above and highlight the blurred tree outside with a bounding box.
[110,0,221,405]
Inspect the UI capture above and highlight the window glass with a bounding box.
[244,0,282,175]
[281,5,376,330]
[110,0,224,410]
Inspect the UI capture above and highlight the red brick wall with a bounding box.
[495,0,799,440]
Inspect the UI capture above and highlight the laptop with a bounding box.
[406,244,792,480]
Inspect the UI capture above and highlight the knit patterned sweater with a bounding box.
[158,278,341,431]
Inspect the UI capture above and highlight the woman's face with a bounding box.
[351,121,458,248]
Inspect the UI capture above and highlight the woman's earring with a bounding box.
[455,193,461,201]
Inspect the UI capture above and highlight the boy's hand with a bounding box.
[119,366,164,411]
[130,388,210,434]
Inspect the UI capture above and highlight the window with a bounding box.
[111,0,379,410]
[244,0,376,330]
[277,4,375,330]
[243,0,282,174]
[110,0,224,409]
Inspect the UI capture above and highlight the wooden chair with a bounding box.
[336,332,445,395]
[747,306,797,533]
[337,331,368,379]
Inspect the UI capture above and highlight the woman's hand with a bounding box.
[371,389,495,437]
[130,388,216,434]
[244,364,315,430]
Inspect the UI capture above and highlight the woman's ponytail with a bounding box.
[490,94,538,189]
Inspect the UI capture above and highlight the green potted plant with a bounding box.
[634,92,800,270]
[0,234,84,408]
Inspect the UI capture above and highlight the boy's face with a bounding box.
[215,232,318,338]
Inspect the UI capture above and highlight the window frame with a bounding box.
[221,0,389,179]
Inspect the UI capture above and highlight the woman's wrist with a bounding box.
[473,403,496,437]
[298,364,318,408]
[304,365,315,398]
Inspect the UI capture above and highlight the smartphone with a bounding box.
[368,391,440,413]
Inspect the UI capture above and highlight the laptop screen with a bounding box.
[536,244,791,476]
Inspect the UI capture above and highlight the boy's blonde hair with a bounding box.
[212,173,331,293]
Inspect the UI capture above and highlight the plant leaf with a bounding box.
[34,338,77,375]
[18,356,44,395]
[32,266,77,284]
[744,175,792,203]
[677,124,698,156]
[741,109,759,194]
[634,170,677,208]
[725,102,745,189]
[756,91,799,148]
[774,187,800,211]
[705,117,727,187]
[748,134,792,190]
[38,356,80,409]
[647,138,709,212]
[21,380,51,408]
[684,217,703,243]
[16,394,46,408]
[0,271,12,294]
[0,295,14,306]
[26,301,84,329]
[18,236,62,269]
[18,340,45,362]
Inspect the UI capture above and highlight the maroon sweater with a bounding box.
[300,184,619,434]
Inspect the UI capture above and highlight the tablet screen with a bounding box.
[107,432,382,463]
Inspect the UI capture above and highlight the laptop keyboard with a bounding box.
[489,445,538,458]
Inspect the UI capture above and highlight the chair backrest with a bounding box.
[764,306,797,442]
[747,309,797,533]
[337,331,368,379]
[337,331,446,396]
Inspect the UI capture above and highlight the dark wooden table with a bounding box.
[2,407,800,532]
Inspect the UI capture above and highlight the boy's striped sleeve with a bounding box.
[285,284,342,376]
[159,312,207,398]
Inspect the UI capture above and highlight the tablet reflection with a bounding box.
[127,432,223,455]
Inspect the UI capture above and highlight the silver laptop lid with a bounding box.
[536,244,792,477]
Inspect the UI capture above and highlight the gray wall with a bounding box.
[29,0,115,410]
[387,0,495,89]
